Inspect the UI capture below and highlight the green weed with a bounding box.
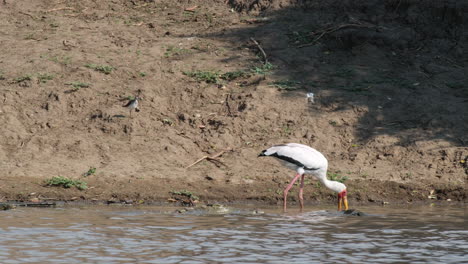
[13,74,32,83]
[46,55,72,65]
[82,167,96,177]
[45,176,87,190]
[221,70,250,81]
[287,30,313,45]
[269,80,302,90]
[327,171,348,183]
[251,62,274,75]
[85,64,114,74]
[164,46,192,58]
[170,190,199,200]
[183,70,220,83]
[139,72,147,77]
[66,81,90,89]
[37,73,54,83]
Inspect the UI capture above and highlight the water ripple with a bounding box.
[0,205,466,263]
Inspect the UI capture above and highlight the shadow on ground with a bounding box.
[214,0,468,147]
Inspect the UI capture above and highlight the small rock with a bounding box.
[29,197,40,203]
[1,204,15,210]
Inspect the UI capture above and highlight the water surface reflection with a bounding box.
[0,205,466,263]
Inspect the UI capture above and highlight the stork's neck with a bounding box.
[315,170,344,193]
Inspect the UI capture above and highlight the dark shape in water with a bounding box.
[343,209,367,216]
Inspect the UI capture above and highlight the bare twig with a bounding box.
[18,11,36,19]
[186,149,232,168]
[184,6,198,12]
[298,23,377,48]
[225,93,233,117]
[46,7,75,12]
[250,37,268,64]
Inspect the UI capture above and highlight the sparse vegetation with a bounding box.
[45,176,87,190]
[183,70,220,84]
[287,30,313,45]
[327,172,348,183]
[269,80,302,90]
[170,190,199,201]
[184,69,251,84]
[221,70,250,81]
[251,62,274,75]
[85,64,114,74]
[82,167,96,177]
[164,46,192,58]
[13,74,32,83]
[66,81,90,90]
[45,55,72,65]
[37,73,54,83]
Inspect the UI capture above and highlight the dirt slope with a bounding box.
[0,0,466,206]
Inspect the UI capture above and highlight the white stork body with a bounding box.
[259,143,348,212]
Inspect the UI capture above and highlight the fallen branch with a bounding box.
[225,93,233,117]
[18,11,37,19]
[250,37,268,64]
[186,149,232,168]
[46,7,75,12]
[184,6,198,12]
[298,23,378,48]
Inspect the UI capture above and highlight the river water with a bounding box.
[0,204,466,263]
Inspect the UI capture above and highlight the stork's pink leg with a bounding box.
[299,174,305,212]
[283,173,302,212]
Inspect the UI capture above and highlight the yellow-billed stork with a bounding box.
[259,143,348,212]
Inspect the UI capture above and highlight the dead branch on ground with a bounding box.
[225,93,233,117]
[186,149,233,168]
[46,7,75,12]
[298,23,379,48]
[250,37,268,64]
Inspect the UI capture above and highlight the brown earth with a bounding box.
[0,0,466,208]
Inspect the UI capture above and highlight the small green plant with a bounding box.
[47,55,72,65]
[37,73,54,83]
[66,81,90,90]
[251,62,274,75]
[183,70,220,83]
[0,71,5,80]
[82,167,96,177]
[170,190,199,200]
[327,172,348,183]
[13,74,32,83]
[164,46,192,58]
[85,64,114,74]
[45,176,87,190]
[287,30,313,45]
[269,80,302,90]
[139,72,147,77]
[220,70,249,81]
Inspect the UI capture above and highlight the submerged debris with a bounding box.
[343,209,367,216]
